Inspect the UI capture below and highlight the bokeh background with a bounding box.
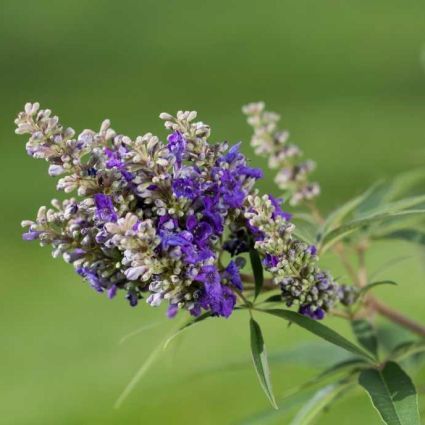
[1,1,425,424]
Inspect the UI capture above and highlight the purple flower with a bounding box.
[306,245,317,256]
[221,143,242,163]
[172,178,200,199]
[196,265,221,286]
[104,147,134,182]
[195,265,236,318]
[167,131,186,168]
[220,170,245,208]
[263,254,279,268]
[126,291,139,307]
[160,231,193,250]
[299,305,325,320]
[238,165,263,179]
[108,285,117,299]
[22,230,41,241]
[167,304,179,318]
[269,195,292,221]
[94,194,117,222]
[77,267,104,292]
[186,215,213,244]
[222,260,243,290]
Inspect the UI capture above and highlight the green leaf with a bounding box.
[359,362,420,425]
[356,168,425,217]
[318,182,383,240]
[376,229,425,246]
[250,249,264,300]
[359,280,398,296]
[357,194,425,219]
[163,312,212,350]
[351,319,379,357]
[258,308,375,361]
[320,209,425,253]
[290,381,353,425]
[389,341,425,363]
[237,389,314,425]
[263,294,283,303]
[249,318,278,409]
[380,168,425,204]
[115,317,186,408]
[283,357,369,400]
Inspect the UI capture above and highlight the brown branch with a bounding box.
[368,297,425,338]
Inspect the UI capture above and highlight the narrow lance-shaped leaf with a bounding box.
[375,229,425,247]
[249,318,278,409]
[250,249,264,300]
[259,309,375,361]
[163,312,212,350]
[290,381,353,425]
[360,280,397,296]
[359,361,420,425]
[320,209,425,253]
[318,182,383,241]
[351,319,379,357]
[389,341,425,363]
[115,317,186,408]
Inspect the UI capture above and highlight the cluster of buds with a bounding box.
[16,102,355,320]
[244,195,356,318]
[242,102,320,206]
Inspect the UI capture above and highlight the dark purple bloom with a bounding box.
[77,267,104,292]
[160,231,193,250]
[195,265,236,318]
[196,265,221,286]
[167,131,186,168]
[219,170,245,208]
[222,260,243,290]
[94,194,117,222]
[263,254,279,268]
[172,178,200,199]
[306,245,317,256]
[186,215,213,244]
[238,165,263,179]
[269,195,292,221]
[299,305,325,320]
[126,291,139,307]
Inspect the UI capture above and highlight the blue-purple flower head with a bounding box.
[18,102,355,322]
[94,193,117,222]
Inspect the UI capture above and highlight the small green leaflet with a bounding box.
[249,318,278,409]
[115,317,186,408]
[351,319,378,357]
[289,380,353,425]
[359,362,420,425]
[163,312,212,350]
[359,280,397,296]
[258,308,375,361]
[389,341,425,363]
[250,249,264,300]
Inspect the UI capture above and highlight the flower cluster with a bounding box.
[244,195,357,318]
[16,102,355,320]
[242,102,320,206]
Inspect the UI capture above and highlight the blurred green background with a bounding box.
[1,1,425,424]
